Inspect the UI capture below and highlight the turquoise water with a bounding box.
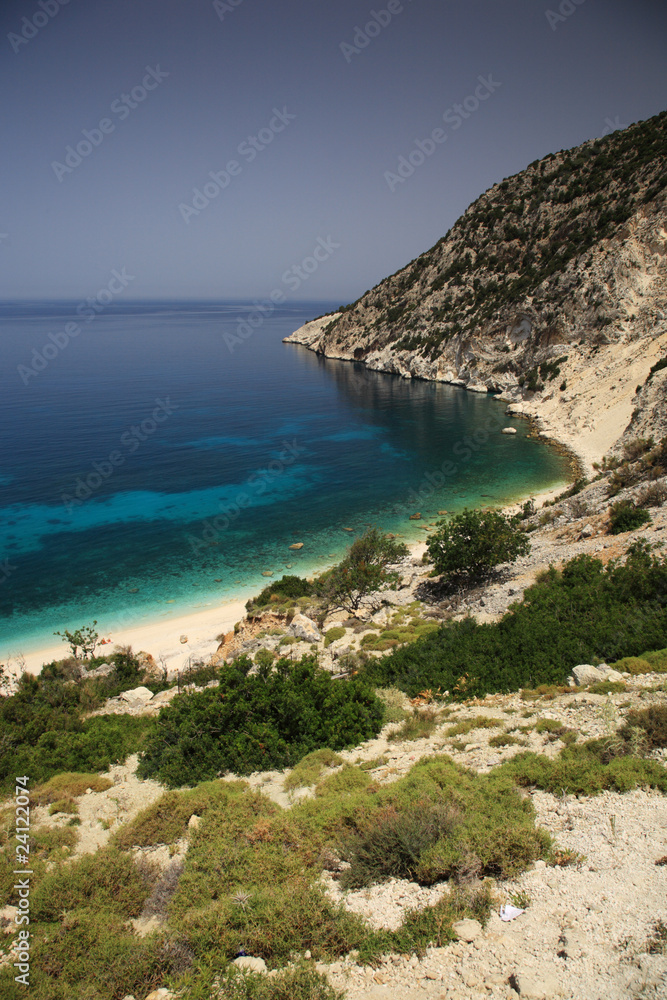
[0,301,570,655]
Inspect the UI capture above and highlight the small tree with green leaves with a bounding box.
[427,508,530,585]
[316,528,409,615]
[53,621,99,661]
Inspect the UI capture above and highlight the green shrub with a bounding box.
[611,656,652,675]
[31,772,114,806]
[388,708,439,742]
[137,656,384,787]
[323,627,346,648]
[284,749,344,791]
[315,529,408,614]
[246,576,314,613]
[642,648,667,672]
[214,965,345,1000]
[375,687,409,724]
[360,544,667,699]
[608,500,652,534]
[621,705,667,750]
[501,744,667,795]
[488,733,522,748]
[427,508,530,584]
[445,716,502,737]
[31,847,151,920]
[114,780,237,849]
[340,758,549,887]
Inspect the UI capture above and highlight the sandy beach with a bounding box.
[11,477,570,680]
[14,599,247,679]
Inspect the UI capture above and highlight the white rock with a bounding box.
[119,686,154,705]
[233,956,268,974]
[452,918,483,942]
[288,613,323,643]
[187,814,201,831]
[513,970,562,998]
[502,426,518,435]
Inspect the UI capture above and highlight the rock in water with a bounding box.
[502,426,518,434]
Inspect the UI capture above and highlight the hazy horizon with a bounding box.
[1,0,666,303]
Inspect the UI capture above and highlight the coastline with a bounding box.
[14,475,570,680]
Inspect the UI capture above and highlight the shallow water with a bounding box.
[0,301,570,654]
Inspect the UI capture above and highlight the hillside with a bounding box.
[285,112,667,471]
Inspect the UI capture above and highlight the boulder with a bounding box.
[289,542,304,550]
[179,635,188,644]
[119,686,154,705]
[570,664,623,686]
[188,814,201,831]
[289,613,322,643]
[580,523,595,538]
[502,426,518,435]
[452,918,483,942]
[232,956,268,974]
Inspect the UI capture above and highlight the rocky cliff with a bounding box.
[285,112,667,471]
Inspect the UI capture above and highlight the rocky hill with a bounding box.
[285,112,667,471]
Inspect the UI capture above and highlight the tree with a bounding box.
[427,508,530,585]
[316,528,409,615]
[53,621,99,660]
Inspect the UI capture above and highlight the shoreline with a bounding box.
[13,475,569,680]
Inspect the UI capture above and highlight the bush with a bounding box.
[501,743,667,795]
[621,705,667,750]
[387,708,439,742]
[340,758,549,887]
[284,749,344,791]
[137,656,384,786]
[246,576,314,613]
[315,529,408,614]
[637,482,667,508]
[31,847,152,921]
[360,543,667,699]
[323,627,346,648]
[609,500,652,534]
[427,508,530,584]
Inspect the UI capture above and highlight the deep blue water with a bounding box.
[0,301,570,655]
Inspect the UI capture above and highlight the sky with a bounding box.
[0,0,666,303]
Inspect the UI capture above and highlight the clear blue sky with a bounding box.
[1,0,666,302]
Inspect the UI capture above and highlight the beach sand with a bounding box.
[14,599,247,679]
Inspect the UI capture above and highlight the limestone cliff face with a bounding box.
[285,112,667,468]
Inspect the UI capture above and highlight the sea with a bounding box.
[0,301,571,657]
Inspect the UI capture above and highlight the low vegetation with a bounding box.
[427,508,531,585]
[360,541,667,698]
[137,656,384,787]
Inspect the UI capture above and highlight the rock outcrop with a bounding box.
[285,112,667,471]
